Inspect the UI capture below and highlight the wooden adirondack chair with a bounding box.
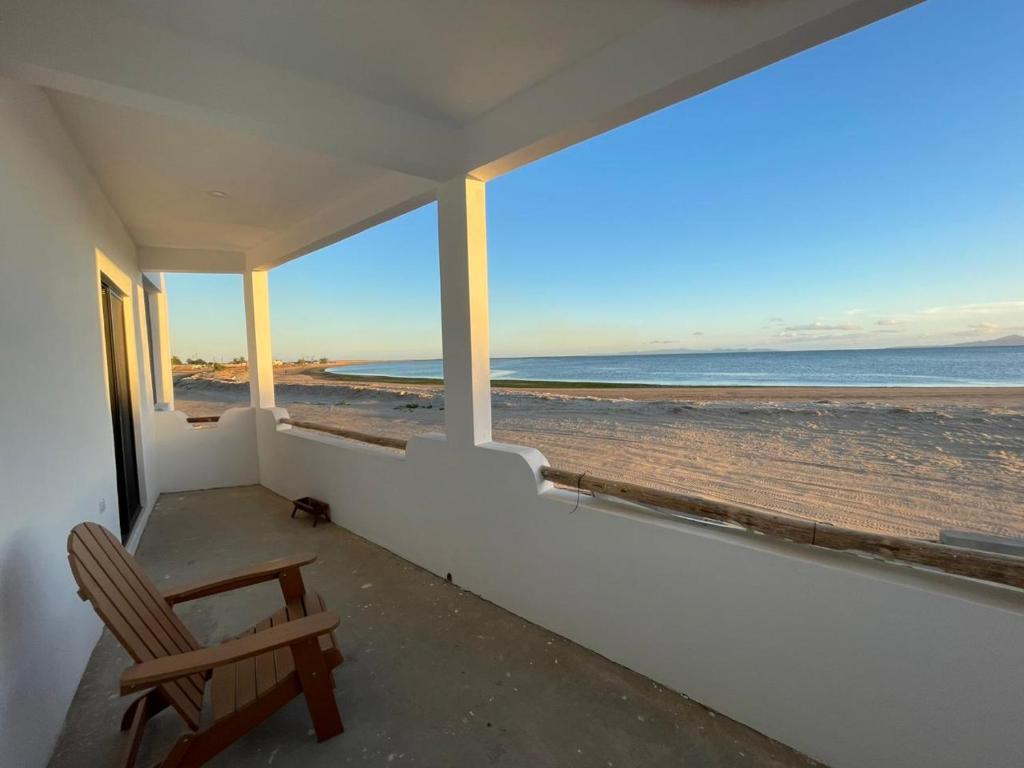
[67,522,345,768]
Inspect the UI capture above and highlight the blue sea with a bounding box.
[327,346,1024,388]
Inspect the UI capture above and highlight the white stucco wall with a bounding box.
[153,408,259,492]
[257,409,1024,768]
[0,79,159,767]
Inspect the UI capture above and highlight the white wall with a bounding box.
[0,78,158,767]
[153,408,259,492]
[257,409,1024,768]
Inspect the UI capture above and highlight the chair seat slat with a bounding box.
[254,619,276,696]
[271,606,295,680]
[234,626,258,711]
[211,594,342,722]
[211,660,236,721]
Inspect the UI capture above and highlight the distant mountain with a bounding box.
[950,334,1024,348]
[628,335,1024,356]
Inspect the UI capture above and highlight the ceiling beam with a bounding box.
[0,0,460,181]
[463,0,922,181]
[246,173,436,271]
[139,247,246,274]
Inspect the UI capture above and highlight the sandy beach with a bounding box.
[174,365,1024,541]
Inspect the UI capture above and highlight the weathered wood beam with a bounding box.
[280,418,407,451]
[540,466,1024,591]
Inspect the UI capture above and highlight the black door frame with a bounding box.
[100,278,142,542]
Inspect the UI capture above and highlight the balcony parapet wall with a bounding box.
[153,407,258,492]
[252,407,1024,768]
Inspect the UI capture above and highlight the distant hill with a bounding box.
[625,334,1024,356]
[950,334,1024,348]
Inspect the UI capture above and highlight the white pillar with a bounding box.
[146,273,175,410]
[243,269,276,408]
[437,175,492,448]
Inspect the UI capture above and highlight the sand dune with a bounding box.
[174,370,1024,540]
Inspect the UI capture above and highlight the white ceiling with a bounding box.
[84,0,675,123]
[1,0,921,270]
[49,90,383,251]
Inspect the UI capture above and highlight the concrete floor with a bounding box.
[49,485,821,767]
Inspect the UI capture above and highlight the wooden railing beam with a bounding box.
[185,415,220,424]
[540,466,1024,591]
[279,418,407,451]
[265,421,1024,591]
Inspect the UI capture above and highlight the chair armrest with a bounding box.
[121,611,340,694]
[162,553,317,604]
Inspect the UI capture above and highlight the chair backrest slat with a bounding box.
[71,530,205,702]
[78,523,200,657]
[68,523,203,729]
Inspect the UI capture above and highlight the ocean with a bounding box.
[327,346,1024,388]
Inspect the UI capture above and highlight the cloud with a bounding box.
[765,317,784,324]
[776,331,869,343]
[784,322,861,332]
[845,308,865,316]
[922,300,1024,317]
[969,322,1000,332]
[649,339,681,345]
[875,319,901,326]
[692,331,704,336]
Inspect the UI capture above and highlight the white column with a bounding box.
[243,269,276,408]
[147,273,175,410]
[437,175,492,448]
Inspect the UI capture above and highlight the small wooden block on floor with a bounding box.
[291,497,331,527]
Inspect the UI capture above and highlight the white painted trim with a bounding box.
[123,494,156,556]
[94,248,156,538]
[143,273,174,409]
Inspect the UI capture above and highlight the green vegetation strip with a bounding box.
[320,373,665,389]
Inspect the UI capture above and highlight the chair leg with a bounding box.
[292,638,343,741]
[121,690,168,731]
[120,690,171,768]
[122,692,151,768]
[157,734,198,768]
[278,568,306,603]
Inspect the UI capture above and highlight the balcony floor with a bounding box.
[49,485,819,767]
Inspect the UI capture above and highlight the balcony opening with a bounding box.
[484,0,1024,543]
[268,203,445,444]
[165,273,248,419]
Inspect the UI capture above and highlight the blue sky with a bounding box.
[167,0,1024,362]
